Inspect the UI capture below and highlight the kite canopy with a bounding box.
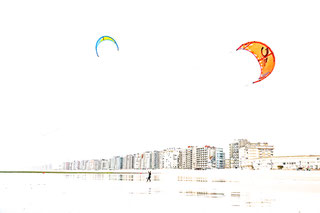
[95,36,119,57]
[236,41,275,84]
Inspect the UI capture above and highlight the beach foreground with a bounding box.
[0,169,319,213]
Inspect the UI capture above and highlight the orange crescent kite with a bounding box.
[236,41,275,84]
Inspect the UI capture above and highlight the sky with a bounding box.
[1,0,320,169]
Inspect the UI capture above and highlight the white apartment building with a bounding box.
[190,146,198,169]
[109,157,116,170]
[123,154,134,170]
[88,159,95,170]
[151,151,160,169]
[160,148,180,169]
[72,160,80,170]
[180,147,193,169]
[116,157,123,170]
[133,153,142,169]
[142,151,152,170]
[239,142,274,169]
[229,139,250,169]
[195,146,216,170]
[101,159,109,170]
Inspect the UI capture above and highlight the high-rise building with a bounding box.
[195,146,216,170]
[114,156,123,170]
[110,157,116,170]
[229,139,250,168]
[215,147,225,169]
[180,147,194,169]
[160,148,180,169]
[178,146,224,170]
[80,160,88,170]
[72,160,80,170]
[133,153,142,169]
[123,154,134,170]
[151,151,160,169]
[88,159,95,170]
[101,159,109,170]
[142,151,152,169]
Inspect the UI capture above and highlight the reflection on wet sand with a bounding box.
[178,188,276,208]
[109,174,160,181]
[180,190,224,198]
[65,174,106,180]
[177,176,208,182]
[65,174,160,181]
[1,172,319,212]
[231,192,240,197]
[245,199,274,207]
[129,188,161,195]
[231,192,276,208]
[177,176,237,182]
[54,172,320,211]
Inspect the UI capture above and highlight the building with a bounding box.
[142,151,152,170]
[114,156,123,170]
[250,155,320,170]
[123,154,134,170]
[151,151,160,169]
[187,146,198,169]
[72,160,80,170]
[160,148,180,169]
[239,142,274,169]
[133,153,142,169]
[80,160,89,170]
[195,146,214,169]
[179,146,194,169]
[229,139,250,169]
[224,159,231,169]
[215,147,225,169]
[101,159,109,170]
[109,157,116,170]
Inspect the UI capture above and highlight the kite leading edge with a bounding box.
[236,41,275,84]
[95,36,119,57]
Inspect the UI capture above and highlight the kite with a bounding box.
[236,41,275,84]
[95,36,119,57]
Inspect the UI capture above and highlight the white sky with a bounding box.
[1,0,320,169]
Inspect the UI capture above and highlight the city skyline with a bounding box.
[44,139,254,169]
[54,139,320,171]
[3,135,319,170]
[8,137,320,170]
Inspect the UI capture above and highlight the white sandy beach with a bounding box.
[1,169,319,213]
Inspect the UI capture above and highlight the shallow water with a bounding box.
[0,170,319,213]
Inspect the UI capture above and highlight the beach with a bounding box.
[1,169,320,213]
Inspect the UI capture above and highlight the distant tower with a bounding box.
[229,139,250,169]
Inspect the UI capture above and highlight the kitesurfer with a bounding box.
[146,171,151,182]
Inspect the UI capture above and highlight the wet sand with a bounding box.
[0,169,319,213]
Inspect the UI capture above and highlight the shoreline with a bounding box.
[2,169,320,183]
[0,170,148,174]
[1,168,319,175]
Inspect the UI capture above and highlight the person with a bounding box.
[146,171,151,182]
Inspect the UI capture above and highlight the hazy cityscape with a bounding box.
[40,139,320,171]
